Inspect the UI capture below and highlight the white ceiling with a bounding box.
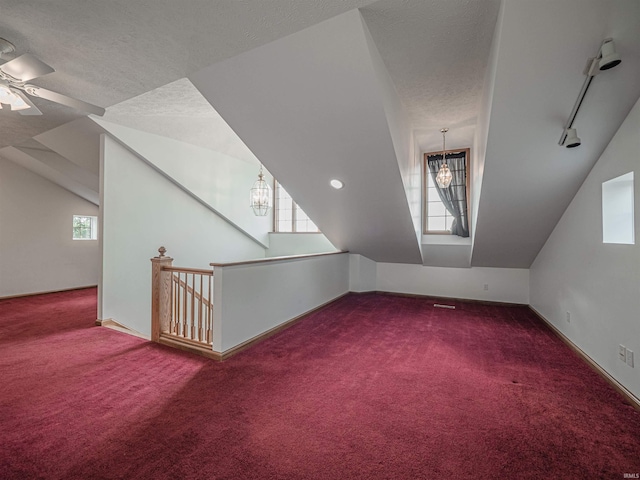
[361,0,500,151]
[0,0,377,148]
[102,78,260,165]
[1,0,639,268]
[471,0,640,267]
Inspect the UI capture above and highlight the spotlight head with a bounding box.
[565,128,581,148]
[599,40,622,71]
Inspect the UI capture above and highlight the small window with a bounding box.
[73,215,98,240]
[602,172,634,244]
[274,181,320,233]
[423,148,470,236]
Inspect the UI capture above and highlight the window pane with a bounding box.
[295,206,319,232]
[428,216,446,231]
[73,215,97,240]
[275,181,321,233]
[424,149,469,235]
[428,201,447,217]
[275,182,294,232]
[427,174,435,188]
[278,220,293,232]
[445,216,455,231]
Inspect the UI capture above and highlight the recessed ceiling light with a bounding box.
[330,179,344,189]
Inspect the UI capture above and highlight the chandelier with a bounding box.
[436,128,453,189]
[249,165,272,216]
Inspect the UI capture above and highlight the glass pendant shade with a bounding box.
[436,163,453,188]
[250,167,272,216]
[436,127,452,188]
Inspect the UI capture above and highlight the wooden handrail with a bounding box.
[162,266,214,275]
[151,247,214,348]
[210,250,347,268]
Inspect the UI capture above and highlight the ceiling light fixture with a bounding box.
[559,38,622,148]
[249,165,272,216]
[435,128,453,189]
[0,84,30,111]
[564,128,581,148]
[599,39,621,71]
[330,179,344,189]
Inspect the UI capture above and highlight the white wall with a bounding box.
[215,253,349,351]
[94,119,272,247]
[360,13,422,249]
[530,97,640,399]
[100,135,266,335]
[376,262,529,304]
[471,0,504,245]
[266,233,337,258]
[190,9,423,264]
[349,254,377,292]
[0,157,100,297]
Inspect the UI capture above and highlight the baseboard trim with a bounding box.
[216,292,350,361]
[158,335,221,361]
[96,318,150,340]
[1,285,98,300]
[529,306,640,411]
[372,290,528,307]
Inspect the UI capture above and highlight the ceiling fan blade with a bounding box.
[0,53,55,82]
[14,90,42,115]
[25,85,105,116]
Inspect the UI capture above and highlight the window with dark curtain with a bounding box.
[425,150,469,237]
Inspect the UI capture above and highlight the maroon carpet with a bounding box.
[1,288,639,479]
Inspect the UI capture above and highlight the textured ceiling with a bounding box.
[0,0,378,148]
[361,0,500,151]
[3,0,633,269]
[103,78,259,165]
[0,0,499,154]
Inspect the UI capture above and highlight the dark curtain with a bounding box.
[427,151,469,237]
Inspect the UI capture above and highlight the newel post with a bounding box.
[151,246,173,342]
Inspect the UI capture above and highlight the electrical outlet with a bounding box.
[483,284,489,291]
[626,349,634,368]
[566,311,571,323]
[619,345,627,362]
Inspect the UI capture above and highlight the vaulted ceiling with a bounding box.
[1,0,639,267]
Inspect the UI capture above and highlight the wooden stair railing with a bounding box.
[151,247,215,357]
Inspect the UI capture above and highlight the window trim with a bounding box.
[422,147,470,235]
[273,180,321,233]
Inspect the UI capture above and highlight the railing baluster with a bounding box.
[154,257,214,347]
[171,273,180,335]
[198,275,204,342]
[208,274,213,344]
[169,274,174,334]
[182,272,187,337]
[190,273,195,339]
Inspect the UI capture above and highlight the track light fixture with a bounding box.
[599,39,621,71]
[564,128,581,148]
[559,38,622,148]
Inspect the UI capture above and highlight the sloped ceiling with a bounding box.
[1,0,639,269]
[471,0,640,267]
[0,0,378,148]
[191,10,423,264]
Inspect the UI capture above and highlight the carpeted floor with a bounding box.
[0,288,639,479]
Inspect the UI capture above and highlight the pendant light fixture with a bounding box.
[436,128,453,189]
[249,164,272,216]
